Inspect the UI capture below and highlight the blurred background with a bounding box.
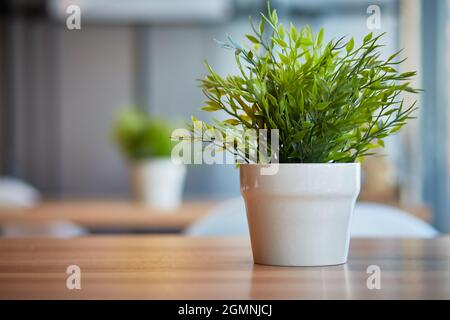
[0,0,449,236]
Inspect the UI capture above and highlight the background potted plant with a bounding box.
[191,2,419,266]
[113,108,186,210]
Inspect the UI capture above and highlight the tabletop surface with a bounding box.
[0,201,214,231]
[0,235,449,299]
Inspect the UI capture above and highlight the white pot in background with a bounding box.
[130,159,186,210]
[240,163,360,266]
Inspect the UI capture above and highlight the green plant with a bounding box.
[113,108,174,160]
[193,2,419,163]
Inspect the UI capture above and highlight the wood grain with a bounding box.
[0,201,214,231]
[0,236,449,299]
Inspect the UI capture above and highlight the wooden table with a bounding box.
[0,236,449,299]
[0,201,214,233]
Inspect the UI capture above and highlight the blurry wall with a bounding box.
[0,18,5,174]
[6,17,61,195]
[58,22,245,199]
[59,25,133,198]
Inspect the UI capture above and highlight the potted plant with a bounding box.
[190,2,419,266]
[113,108,186,210]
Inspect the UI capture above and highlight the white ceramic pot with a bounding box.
[240,163,360,266]
[130,159,186,210]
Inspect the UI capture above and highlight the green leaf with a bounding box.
[246,34,259,44]
[272,37,287,48]
[400,71,417,78]
[387,50,401,62]
[363,32,373,43]
[316,28,324,46]
[259,19,264,35]
[299,38,314,47]
[271,9,278,25]
[367,143,379,149]
[290,22,298,41]
[277,25,285,39]
[329,151,350,160]
[405,86,419,93]
[316,102,331,110]
[390,125,403,134]
[279,53,290,65]
[294,130,308,141]
[201,105,221,112]
[346,38,354,53]
[224,119,240,125]
[382,108,398,116]
[205,100,222,109]
[381,66,397,73]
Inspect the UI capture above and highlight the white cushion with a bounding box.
[0,177,41,208]
[2,221,87,238]
[351,203,437,237]
[185,198,438,238]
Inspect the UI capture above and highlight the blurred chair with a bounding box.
[185,198,438,238]
[0,176,41,208]
[350,202,437,237]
